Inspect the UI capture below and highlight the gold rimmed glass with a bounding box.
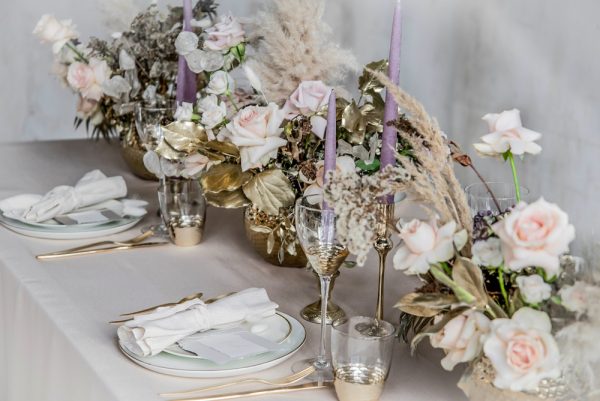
[294,194,349,380]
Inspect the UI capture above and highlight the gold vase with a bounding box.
[120,125,157,181]
[243,207,307,268]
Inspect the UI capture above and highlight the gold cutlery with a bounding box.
[36,241,167,260]
[35,230,156,260]
[119,292,205,317]
[165,381,332,401]
[160,366,316,397]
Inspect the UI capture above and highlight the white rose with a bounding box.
[206,71,234,95]
[66,58,111,101]
[283,80,332,117]
[492,198,575,278]
[224,103,286,171]
[430,310,491,371]
[174,102,194,122]
[483,308,560,392]
[197,95,219,113]
[33,14,78,54]
[474,109,542,157]
[516,275,552,304]
[559,281,600,316]
[472,238,503,267]
[204,15,245,52]
[393,219,468,275]
[201,102,227,129]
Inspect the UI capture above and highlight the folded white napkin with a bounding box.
[0,170,127,223]
[118,288,279,357]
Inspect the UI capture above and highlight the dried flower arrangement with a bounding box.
[324,75,599,399]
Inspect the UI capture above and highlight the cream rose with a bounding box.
[483,308,560,392]
[33,14,78,53]
[474,109,542,157]
[201,102,227,129]
[559,281,600,316]
[204,15,245,52]
[472,238,503,267]
[197,95,219,114]
[206,71,234,95]
[393,219,468,275]
[430,310,491,371]
[492,198,575,278]
[174,102,194,122]
[283,80,332,117]
[66,58,111,101]
[516,275,552,304]
[304,156,355,204]
[224,103,287,171]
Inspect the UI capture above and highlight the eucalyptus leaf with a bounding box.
[395,292,458,318]
[242,169,295,215]
[204,189,250,208]
[201,163,252,193]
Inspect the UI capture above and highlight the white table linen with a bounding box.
[0,140,466,401]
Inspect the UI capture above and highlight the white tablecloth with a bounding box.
[0,140,466,401]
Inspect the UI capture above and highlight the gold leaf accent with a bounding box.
[341,100,367,144]
[249,225,272,234]
[204,140,240,158]
[358,59,388,94]
[395,293,457,318]
[267,230,275,254]
[156,122,208,160]
[452,257,488,309]
[242,169,296,216]
[200,163,252,194]
[204,189,250,209]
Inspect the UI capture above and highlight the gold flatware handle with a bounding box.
[36,230,154,257]
[36,241,167,260]
[166,381,332,401]
[160,366,316,396]
[119,292,205,317]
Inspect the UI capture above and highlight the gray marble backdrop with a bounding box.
[0,0,598,256]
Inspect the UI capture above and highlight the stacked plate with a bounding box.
[119,312,306,378]
[0,211,144,240]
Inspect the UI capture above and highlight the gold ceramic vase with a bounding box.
[120,125,156,181]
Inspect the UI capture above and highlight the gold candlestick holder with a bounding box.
[301,270,346,325]
[374,203,395,320]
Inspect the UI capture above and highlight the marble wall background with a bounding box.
[0,0,598,256]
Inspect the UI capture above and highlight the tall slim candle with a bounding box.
[380,0,402,169]
[176,0,197,104]
[323,89,337,191]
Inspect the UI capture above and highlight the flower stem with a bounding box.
[226,91,240,112]
[507,152,521,203]
[65,42,89,63]
[469,163,501,213]
[497,266,509,311]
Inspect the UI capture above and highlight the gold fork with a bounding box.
[36,229,154,260]
[159,366,316,397]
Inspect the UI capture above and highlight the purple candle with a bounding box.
[380,0,402,169]
[323,89,337,188]
[176,0,197,104]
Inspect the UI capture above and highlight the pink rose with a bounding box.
[283,81,332,118]
[224,103,287,171]
[204,15,245,52]
[492,198,575,277]
[181,154,213,179]
[76,96,98,118]
[474,109,542,157]
[393,219,468,275]
[430,310,490,371]
[67,58,111,101]
[484,308,560,392]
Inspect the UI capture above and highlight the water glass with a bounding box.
[134,103,176,151]
[465,182,529,215]
[158,177,206,247]
[332,316,395,401]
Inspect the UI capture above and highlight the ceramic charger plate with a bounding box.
[0,211,144,240]
[118,312,306,378]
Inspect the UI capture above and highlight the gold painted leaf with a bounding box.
[156,122,208,160]
[204,140,240,158]
[242,169,296,216]
[249,225,272,234]
[267,230,275,254]
[395,293,457,318]
[358,59,388,94]
[341,100,367,144]
[453,257,488,308]
[201,163,252,194]
[204,189,250,209]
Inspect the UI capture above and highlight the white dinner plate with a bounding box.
[163,313,294,359]
[118,312,306,378]
[0,212,144,240]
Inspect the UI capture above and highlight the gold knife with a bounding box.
[36,241,168,260]
[167,381,332,401]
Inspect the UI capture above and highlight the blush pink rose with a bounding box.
[492,198,575,278]
[283,81,332,118]
[483,308,560,392]
[204,15,245,52]
[474,109,542,157]
[224,103,287,171]
[67,58,111,101]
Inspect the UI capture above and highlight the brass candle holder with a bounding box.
[374,203,395,320]
[301,270,346,325]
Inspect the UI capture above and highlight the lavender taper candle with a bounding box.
[322,89,337,211]
[380,0,402,169]
[176,0,197,104]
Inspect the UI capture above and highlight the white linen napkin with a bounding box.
[0,170,127,223]
[117,288,279,357]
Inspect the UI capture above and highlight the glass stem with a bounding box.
[507,152,521,203]
[316,274,332,368]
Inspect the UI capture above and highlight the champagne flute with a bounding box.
[294,194,349,380]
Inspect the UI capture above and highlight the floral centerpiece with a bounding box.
[324,71,600,400]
